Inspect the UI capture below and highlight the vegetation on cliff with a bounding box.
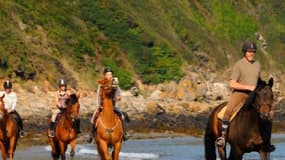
[0,0,285,90]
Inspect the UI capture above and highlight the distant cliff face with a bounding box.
[0,0,285,91]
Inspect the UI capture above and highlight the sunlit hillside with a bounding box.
[0,0,284,90]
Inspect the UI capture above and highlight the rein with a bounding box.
[98,117,120,134]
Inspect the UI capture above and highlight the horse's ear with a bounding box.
[268,77,273,88]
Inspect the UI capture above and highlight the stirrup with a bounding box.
[86,135,93,143]
[216,136,226,147]
[19,130,25,138]
[123,132,130,141]
[49,130,55,138]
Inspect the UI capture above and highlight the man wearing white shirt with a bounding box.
[2,80,25,137]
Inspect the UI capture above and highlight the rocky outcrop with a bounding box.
[11,71,285,136]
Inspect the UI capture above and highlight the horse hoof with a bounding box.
[70,151,75,158]
[263,145,276,152]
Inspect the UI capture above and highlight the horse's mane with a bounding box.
[65,94,78,106]
[98,78,110,86]
[243,78,267,110]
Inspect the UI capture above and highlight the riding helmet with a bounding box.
[3,80,12,89]
[242,42,257,53]
[58,79,67,87]
[103,67,113,74]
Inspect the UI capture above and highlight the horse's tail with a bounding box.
[204,119,216,160]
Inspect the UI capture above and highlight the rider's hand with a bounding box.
[116,95,121,101]
[247,85,255,91]
[7,108,13,113]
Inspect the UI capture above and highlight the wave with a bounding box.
[44,145,159,159]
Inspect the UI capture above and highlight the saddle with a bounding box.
[217,101,245,122]
[9,112,20,124]
[54,109,66,125]
[218,91,257,122]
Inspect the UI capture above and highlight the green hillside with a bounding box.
[0,0,284,90]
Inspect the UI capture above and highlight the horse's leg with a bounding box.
[48,138,58,160]
[259,150,270,160]
[217,146,226,160]
[97,140,111,160]
[58,141,66,160]
[70,139,76,159]
[229,146,243,160]
[7,137,17,160]
[0,141,7,160]
[112,142,122,160]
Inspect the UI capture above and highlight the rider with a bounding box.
[216,42,275,152]
[87,67,129,143]
[48,79,81,137]
[2,80,25,137]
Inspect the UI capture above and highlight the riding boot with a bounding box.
[86,126,95,143]
[11,111,25,137]
[216,120,229,147]
[49,122,56,138]
[120,115,129,141]
[75,118,81,134]
[18,118,25,138]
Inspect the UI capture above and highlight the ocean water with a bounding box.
[13,134,285,160]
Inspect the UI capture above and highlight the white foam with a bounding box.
[44,145,159,159]
[120,152,159,159]
[77,148,98,155]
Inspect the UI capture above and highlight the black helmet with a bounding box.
[3,80,12,89]
[242,42,257,53]
[103,67,113,74]
[58,79,67,87]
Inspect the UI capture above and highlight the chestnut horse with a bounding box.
[93,78,123,160]
[0,94,19,160]
[48,93,80,160]
[204,78,274,160]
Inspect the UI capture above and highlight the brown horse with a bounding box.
[93,78,123,160]
[204,78,274,160]
[0,94,20,160]
[48,93,80,160]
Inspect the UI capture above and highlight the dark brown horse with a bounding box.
[93,78,123,160]
[48,93,80,160]
[204,78,274,160]
[0,94,20,160]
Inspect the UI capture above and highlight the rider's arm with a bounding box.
[230,61,255,91]
[229,80,255,91]
[96,85,101,106]
[55,92,61,107]
[115,86,121,101]
[10,92,17,111]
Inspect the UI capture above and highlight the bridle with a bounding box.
[253,85,273,120]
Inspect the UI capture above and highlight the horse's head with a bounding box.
[65,93,80,121]
[254,78,274,120]
[98,78,117,99]
[0,94,5,120]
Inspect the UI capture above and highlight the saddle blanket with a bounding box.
[217,102,245,122]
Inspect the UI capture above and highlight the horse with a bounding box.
[204,78,274,160]
[48,93,80,160]
[0,94,20,160]
[93,78,123,160]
